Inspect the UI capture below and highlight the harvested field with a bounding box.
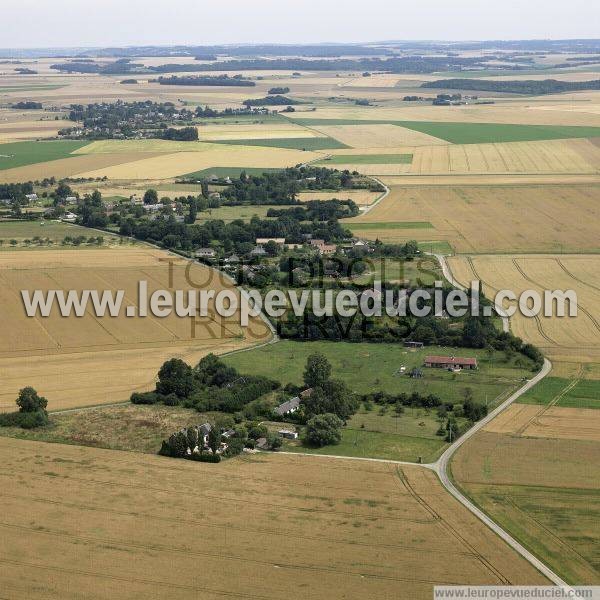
[378,174,600,186]
[288,103,600,127]
[213,136,347,150]
[74,146,320,180]
[197,122,318,141]
[338,73,403,87]
[452,431,600,584]
[0,248,270,411]
[447,254,600,363]
[330,138,600,176]
[0,118,68,142]
[72,139,216,154]
[313,124,449,148]
[483,403,600,441]
[312,138,600,176]
[0,152,161,183]
[0,438,548,599]
[347,185,600,253]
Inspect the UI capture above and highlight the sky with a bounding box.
[3,0,600,48]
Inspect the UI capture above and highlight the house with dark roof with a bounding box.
[274,388,312,417]
[274,396,300,417]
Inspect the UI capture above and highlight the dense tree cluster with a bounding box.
[219,167,373,205]
[51,59,144,74]
[0,182,34,201]
[12,101,42,109]
[422,78,600,95]
[119,211,349,253]
[158,75,255,87]
[243,95,301,107]
[78,190,108,228]
[267,198,360,221]
[160,55,498,74]
[158,126,199,141]
[0,387,49,429]
[132,355,280,415]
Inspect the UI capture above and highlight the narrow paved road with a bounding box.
[360,177,389,214]
[431,358,571,587]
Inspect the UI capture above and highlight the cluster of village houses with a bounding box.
[195,236,369,263]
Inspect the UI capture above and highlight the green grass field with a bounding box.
[290,118,600,144]
[224,340,533,406]
[183,166,282,179]
[346,221,433,230]
[318,153,413,164]
[211,137,348,150]
[0,220,123,248]
[395,122,600,144]
[195,205,273,222]
[351,256,441,286]
[417,240,454,254]
[193,112,287,124]
[0,140,88,171]
[284,427,446,463]
[460,483,600,585]
[0,220,77,242]
[518,376,600,409]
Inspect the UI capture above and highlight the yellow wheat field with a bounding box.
[288,102,600,127]
[0,441,548,599]
[0,152,165,184]
[447,254,600,363]
[483,404,600,442]
[325,138,600,176]
[73,146,319,180]
[0,248,271,411]
[347,184,600,253]
[197,122,319,141]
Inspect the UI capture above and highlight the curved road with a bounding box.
[78,220,569,587]
[431,358,570,587]
[431,253,568,586]
[433,252,510,333]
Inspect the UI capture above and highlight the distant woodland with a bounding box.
[422,78,600,95]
